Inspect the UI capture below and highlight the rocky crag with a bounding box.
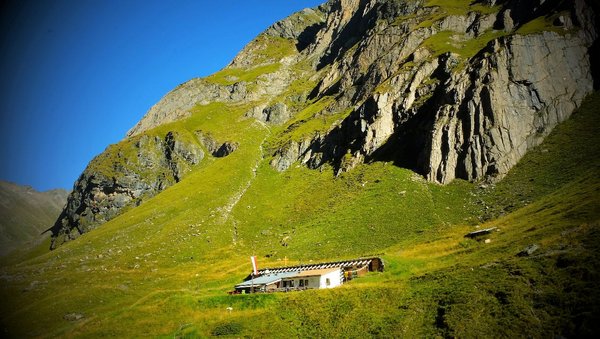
[268,0,596,184]
[50,0,597,247]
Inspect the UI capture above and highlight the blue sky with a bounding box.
[0,0,325,191]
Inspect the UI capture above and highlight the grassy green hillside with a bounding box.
[1,88,598,337]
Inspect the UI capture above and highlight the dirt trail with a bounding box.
[218,121,270,245]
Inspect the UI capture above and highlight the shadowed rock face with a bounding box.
[50,0,597,248]
[270,0,597,183]
[49,131,202,249]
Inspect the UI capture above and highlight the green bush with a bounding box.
[211,321,243,336]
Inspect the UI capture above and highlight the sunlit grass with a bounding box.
[205,63,282,86]
[1,0,599,331]
[2,91,599,337]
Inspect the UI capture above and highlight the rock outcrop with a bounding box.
[270,0,597,183]
[422,32,593,183]
[49,131,202,248]
[195,130,239,157]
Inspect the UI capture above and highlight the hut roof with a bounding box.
[234,271,296,289]
[257,257,380,275]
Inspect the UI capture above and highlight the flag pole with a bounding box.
[250,255,258,293]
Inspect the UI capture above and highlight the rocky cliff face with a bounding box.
[270,0,597,183]
[50,0,597,247]
[49,131,203,248]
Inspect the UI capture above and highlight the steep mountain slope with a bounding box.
[0,89,598,338]
[1,0,597,337]
[0,181,67,255]
[47,0,597,247]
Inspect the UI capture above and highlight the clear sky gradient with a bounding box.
[0,0,325,191]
